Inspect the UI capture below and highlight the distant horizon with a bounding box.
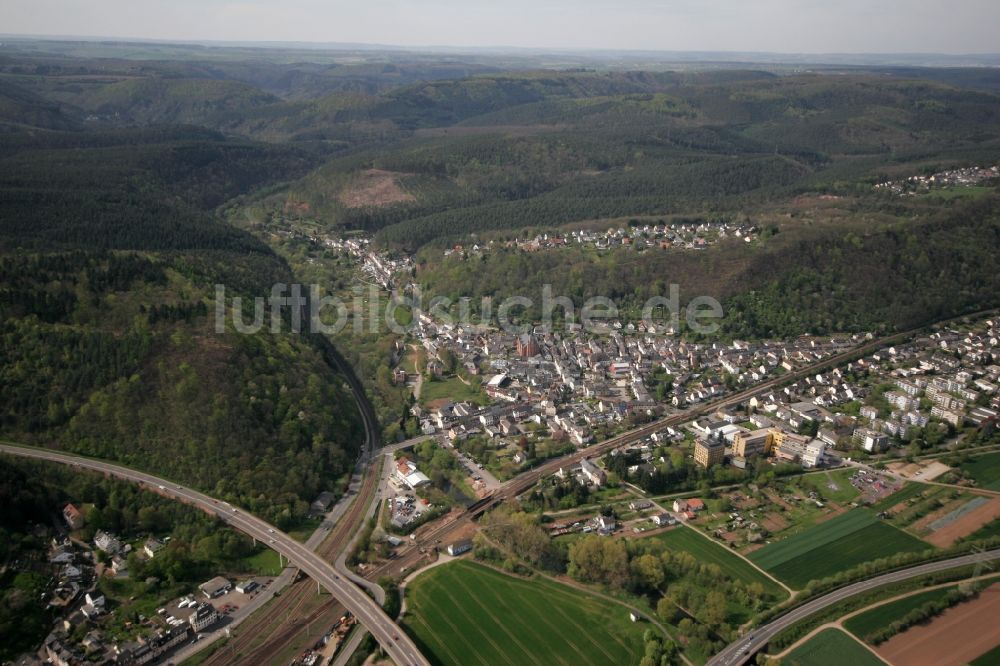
[2,32,1000,58]
[2,0,998,56]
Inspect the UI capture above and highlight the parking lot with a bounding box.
[848,468,903,504]
[157,577,273,630]
[448,446,501,493]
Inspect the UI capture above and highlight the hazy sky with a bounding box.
[3,0,999,54]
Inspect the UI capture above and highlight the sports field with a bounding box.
[843,586,956,642]
[796,469,862,504]
[783,628,883,666]
[748,510,932,588]
[654,527,788,600]
[960,453,1000,490]
[402,560,647,666]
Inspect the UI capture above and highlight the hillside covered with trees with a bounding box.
[0,79,366,526]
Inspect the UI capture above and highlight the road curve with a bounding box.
[0,443,430,666]
[708,548,1000,666]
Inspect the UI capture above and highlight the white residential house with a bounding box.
[595,515,616,534]
[652,513,675,527]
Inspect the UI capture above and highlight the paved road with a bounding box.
[168,463,375,663]
[331,625,369,666]
[444,441,502,491]
[0,443,430,666]
[708,548,1000,666]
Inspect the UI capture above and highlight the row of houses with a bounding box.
[708,318,1000,460]
[442,220,760,258]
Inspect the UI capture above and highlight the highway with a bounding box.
[0,443,430,666]
[708,548,1000,666]
[192,439,431,663]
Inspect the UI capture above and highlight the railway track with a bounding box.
[202,458,381,664]
[246,597,342,665]
[199,328,388,665]
[200,576,311,664]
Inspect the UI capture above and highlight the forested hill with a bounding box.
[0,117,364,526]
[414,195,1000,339]
[0,125,317,252]
[216,70,1000,251]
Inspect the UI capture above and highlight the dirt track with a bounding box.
[876,584,1000,666]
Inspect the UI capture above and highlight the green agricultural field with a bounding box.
[965,518,1000,542]
[402,560,647,666]
[654,527,788,601]
[749,510,877,569]
[783,628,883,666]
[885,486,973,531]
[960,453,1000,491]
[748,510,932,588]
[843,586,956,642]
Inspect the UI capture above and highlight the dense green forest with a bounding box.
[0,249,364,527]
[0,253,364,526]
[414,196,1000,337]
[0,125,318,252]
[207,69,1000,254]
[0,70,368,525]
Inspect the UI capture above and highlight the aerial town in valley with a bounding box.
[328,230,999,472]
[330,230,1000,549]
[16,217,1000,666]
[3,24,1000,666]
[286,218,761,290]
[397,300,999,487]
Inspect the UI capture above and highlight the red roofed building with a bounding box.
[396,457,416,478]
[672,498,706,514]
